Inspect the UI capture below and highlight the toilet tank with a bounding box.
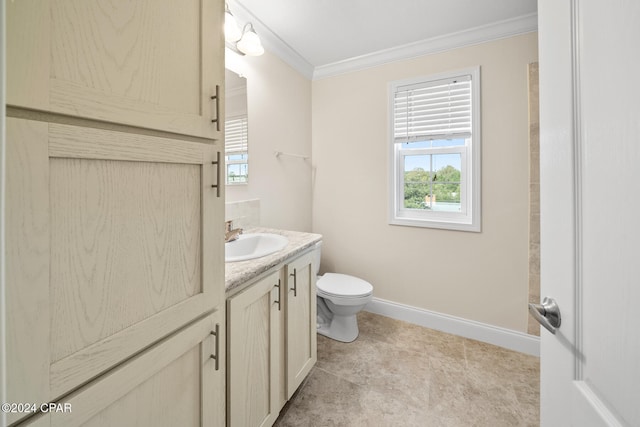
[313,241,322,275]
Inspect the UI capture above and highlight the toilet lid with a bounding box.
[317,273,373,298]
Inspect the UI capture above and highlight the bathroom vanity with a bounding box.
[225,228,321,426]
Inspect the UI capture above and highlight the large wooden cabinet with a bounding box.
[6,1,226,426]
[227,250,318,427]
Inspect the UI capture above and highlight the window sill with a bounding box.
[389,217,481,232]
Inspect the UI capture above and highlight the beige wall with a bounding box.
[226,50,313,232]
[312,33,539,332]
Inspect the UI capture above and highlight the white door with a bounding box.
[538,0,640,426]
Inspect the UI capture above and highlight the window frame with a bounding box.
[388,67,481,232]
[397,144,468,218]
[224,114,249,185]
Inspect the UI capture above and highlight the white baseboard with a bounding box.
[364,297,540,357]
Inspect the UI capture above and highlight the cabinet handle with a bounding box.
[210,151,221,198]
[209,324,220,371]
[274,279,281,311]
[290,269,297,297]
[210,85,220,131]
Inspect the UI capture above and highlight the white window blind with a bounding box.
[225,116,248,155]
[393,75,472,144]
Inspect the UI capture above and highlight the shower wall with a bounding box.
[528,62,540,336]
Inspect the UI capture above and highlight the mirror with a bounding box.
[225,69,248,184]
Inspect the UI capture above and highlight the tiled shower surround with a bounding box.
[528,62,541,337]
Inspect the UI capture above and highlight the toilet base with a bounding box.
[317,313,359,343]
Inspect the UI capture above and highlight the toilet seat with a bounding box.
[317,273,373,299]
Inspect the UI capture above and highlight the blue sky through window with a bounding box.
[402,139,464,172]
[405,153,461,172]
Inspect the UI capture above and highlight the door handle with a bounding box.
[274,279,281,311]
[210,85,220,131]
[528,297,561,334]
[211,151,221,198]
[209,323,220,371]
[289,268,297,297]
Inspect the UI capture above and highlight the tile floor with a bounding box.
[274,311,540,427]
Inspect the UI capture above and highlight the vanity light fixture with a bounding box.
[224,3,242,42]
[236,23,264,56]
[224,3,264,56]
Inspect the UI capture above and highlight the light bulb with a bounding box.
[236,24,264,56]
[224,10,242,42]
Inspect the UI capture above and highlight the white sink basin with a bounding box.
[225,233,289,262]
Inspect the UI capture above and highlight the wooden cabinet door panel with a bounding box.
[228,272,281,427]
[6,118,224,412]
[14,312,224,427]
[47,123,224,396]
[49,158,202,361]
[7,0,224,140]
[285,252,317,399]
[49,311,223,427]
[15,414,51,427]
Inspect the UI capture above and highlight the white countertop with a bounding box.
[225,227,322,294]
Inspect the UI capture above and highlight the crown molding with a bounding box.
[226,3,537,81]
[313,13,538,80]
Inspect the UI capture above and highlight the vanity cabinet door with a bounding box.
[7,0,224,140]
[20,311,224,427]
[6,118,225,423]
[228,272,281,427]
[284,251,317,399]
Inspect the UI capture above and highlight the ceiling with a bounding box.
[227,0,538,79]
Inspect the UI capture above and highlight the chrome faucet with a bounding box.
[225,220,243,243]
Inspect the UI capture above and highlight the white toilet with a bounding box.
[314,242,373,342]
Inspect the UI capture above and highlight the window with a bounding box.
[389,67,481,231]
[225,115,248,184]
